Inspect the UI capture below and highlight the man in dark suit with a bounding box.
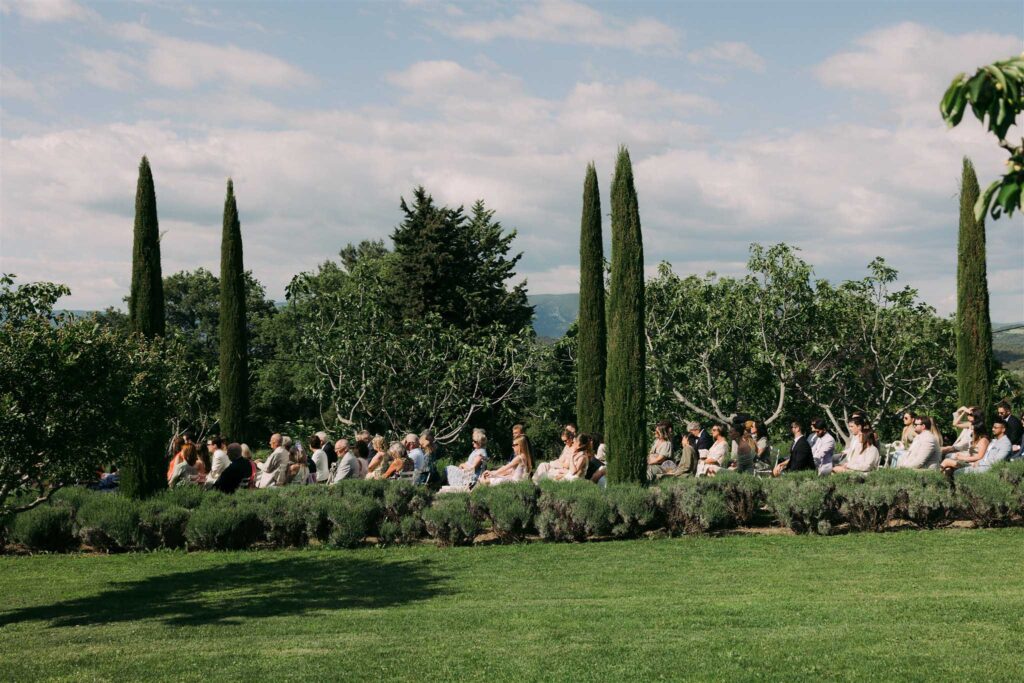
[687,421,713,452]
[996,401,1023,459]
[213,443,250,493]
[773,420,815,476]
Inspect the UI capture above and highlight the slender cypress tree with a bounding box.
[576,163,606,435]
[219,179,248,441]
[604,147,646,483]
[128,156,165,338]
[956,157,995,415]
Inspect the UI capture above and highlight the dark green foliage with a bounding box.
[604,484,658,538]
[604,147,646,483]
[833,474,898,532]
[576,163,606,434]
[321,495,380,549]
[219,179,249,442]
[470,481,538,541]
[159,485,206,510]
[536,480,613,541]
[10,504,77,552]
[76,495,141,552]
[422,493,480,546]
[257,492,309,548]
[185,504,263,551]
[657,479,731,535]
[870,469,956,529]
[129,156,165,339]
[389,188,532,333]
[956,158,995,415]
[703,472,763,526]
[377,517,425,545]
[138,500,190,549]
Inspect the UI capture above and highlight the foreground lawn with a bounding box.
[1,530,1022,682]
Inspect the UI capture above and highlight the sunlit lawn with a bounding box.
[1,529,1022,681]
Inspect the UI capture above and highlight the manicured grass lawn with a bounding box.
[1,529,1022,682]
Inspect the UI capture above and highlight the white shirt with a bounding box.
[206,449,230,485]
[408,447,426,472]
[311,448,330,482]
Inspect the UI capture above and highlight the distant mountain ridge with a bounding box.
[528,293,578,339]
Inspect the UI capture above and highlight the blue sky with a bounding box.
[1,0,1022,319]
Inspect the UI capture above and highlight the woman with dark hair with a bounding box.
[941,415,990,474]
[747,420,770,462]
[698,425,729,476]
[728,424,757,474]
[166,436,186,483]
[562,432,592,481]
[834,424,881,473]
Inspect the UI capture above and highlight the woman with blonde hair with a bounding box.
[446,428,488,488]
[480,434,533,485]
[380,442,414,479]
[698,424,729,476]
[366,435,389,479]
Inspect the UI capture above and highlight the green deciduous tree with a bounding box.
[128,156,165,338]
[219,180,248,441]
[956,158,995,415]
[941,54,1024,219]
[604,147,646,483]
[576,163,606,435]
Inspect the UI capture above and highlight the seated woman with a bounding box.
[941,420,991,475]
[646,424,676,481]
[590,433,608,486]
[168,444,200,488]
[353,440,370,479]
[697,425,729,477]
[833,425,881,473]
[446,429,488,488]
[366,435,389,479]
[480,434,533,485]
[728,424,756,474]
[558,432,592,481]
[166,436,186,484]
[380,442,414,479]
[748,421,770,463]
[287,448,310,485]
[533,426,577,482]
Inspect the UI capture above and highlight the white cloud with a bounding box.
[688,41,766,72]
[444,0,680,53]
[0,0,95,22]
[111,23,315,90]
[1,67,46,103]
[75,49,138,91]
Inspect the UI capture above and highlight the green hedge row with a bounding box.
[5,462,1024,552]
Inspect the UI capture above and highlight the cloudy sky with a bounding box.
[1,0,1022,319]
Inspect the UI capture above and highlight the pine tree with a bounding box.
[219,179,248,441]
[128,156,165,338]
[576,163,606,435]
[604,147,647,483]
[956,157,995,415]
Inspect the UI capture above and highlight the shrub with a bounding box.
[377,516,425,546]
[323,495,380,549]
[185,503,263,550]
[765,475,835,534]
[160,485,207,510]
[705,473,763,526]
[381,481,432,522]
[833,475,898,532]
[76,495,142,552]
[469,481,538,541]
[257,492,309,548]
[871,469,957,529]
[955,474,1019,527]
[536,481,613,542]
[604,485,659,539]
[138,500,190,549]
[423,493,480,546]
[992,459,1024,489]
[658,479,730,535]
[52,487,94,514]
[9,504,77,552]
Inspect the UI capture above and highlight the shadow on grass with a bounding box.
[0,554,450,628]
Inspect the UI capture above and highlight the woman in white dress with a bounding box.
[480,435,533,485]
[446,428,489,489]
[366,435,389,480]
[833,425,881,473]
[698,425,729,477]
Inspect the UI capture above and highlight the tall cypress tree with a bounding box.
[604,147,646,483]
[576,163,606,435]
[956,157,995,415]
[128,156,165,338]
[219,179,248,441]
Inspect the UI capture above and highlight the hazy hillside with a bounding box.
[994,322,1024,378]
[528,293,578,339]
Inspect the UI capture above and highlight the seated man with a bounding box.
[773,421,815,476]
[896,416,942,469]
[256,434,290,488]
[214,443,250,494]
[996,401,1023,460]
[809,419,835,476]
[332,439,361,483]
[942,419,1007,475]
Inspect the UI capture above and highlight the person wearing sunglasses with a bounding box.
[895,416,942,469]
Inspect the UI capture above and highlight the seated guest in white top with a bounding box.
[748,420,770,462]
[309,434,331,483]
[836,416,865,467]
[942,406,975,455]
[332,438,360,482]
[560,433,592,481]
[480,434,533,485]
[366,435,388,479]
[834,424,881,473]
[405,433,426,473]
[941,418,998,474]
[169,444,201,487]
[205,436,230,487]
[809,418,835,476]
[533,426,577,482]
[446,428,489,488]
[256,433,291,488]
[896,416,942,470]
[697,425,729,477]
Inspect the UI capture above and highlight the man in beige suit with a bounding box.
[256,433,290,488]
[896,416,941,469]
